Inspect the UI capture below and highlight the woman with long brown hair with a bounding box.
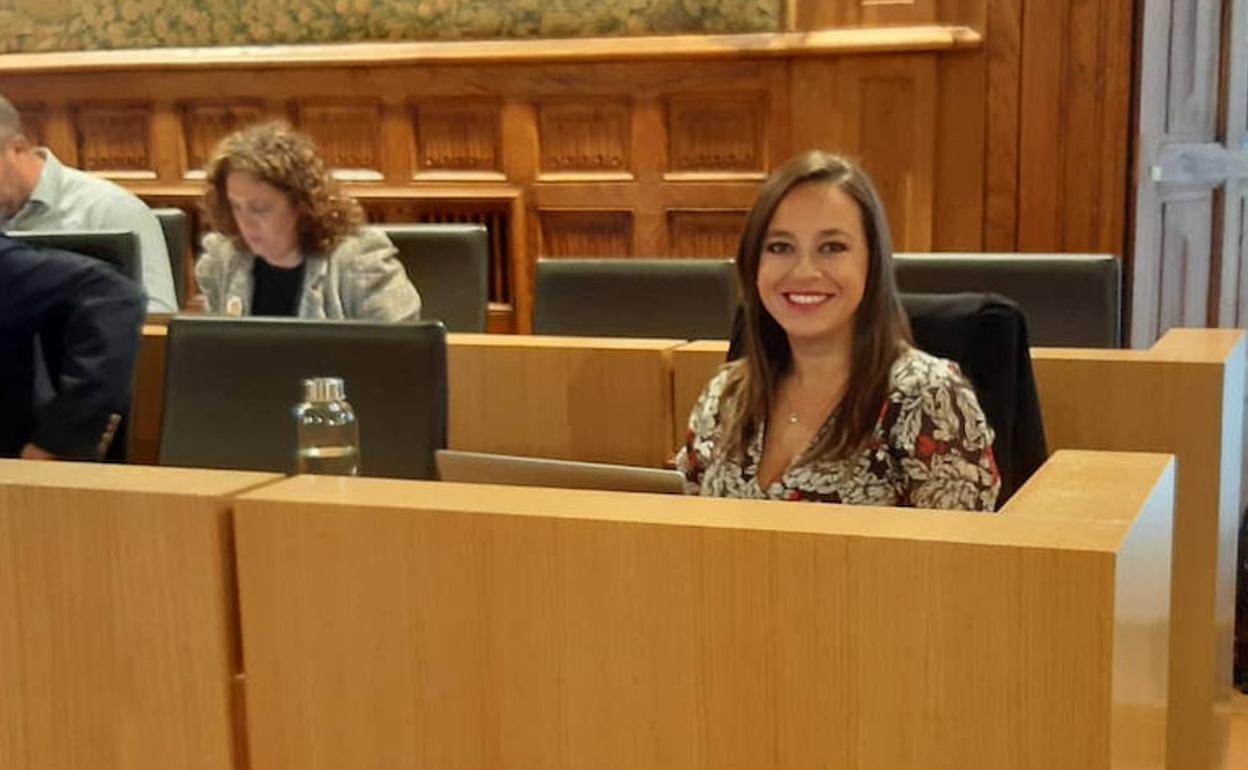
[676,151,999,510]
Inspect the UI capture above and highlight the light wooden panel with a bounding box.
[232,449,1173,770]
[130,322,168,465]
[672,339,730,450]
[0,461,281,770]
[1032,328,1246,770]
[446,333,681,467]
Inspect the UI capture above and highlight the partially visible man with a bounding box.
[0,94,177,312]
[0,234,145,460]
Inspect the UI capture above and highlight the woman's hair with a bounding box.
[201,122,364,254]
[719,150,912,463]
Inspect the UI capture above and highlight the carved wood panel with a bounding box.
[13,103,45,146]
[1157,191,1215,334]
[666,96,766,174]
[414,102,500,173]
[668,210,748,257]
[295,102,382,177]
[181,101,264,173]
[72,104,153,173]
[833,57,938,250]
[538,210,633,257]
[538,102,631,175]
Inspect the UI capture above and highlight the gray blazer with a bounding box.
[196,226,421,321]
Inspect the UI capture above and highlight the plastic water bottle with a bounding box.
[294,377,360,475]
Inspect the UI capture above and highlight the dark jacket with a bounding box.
[0,235,145,459]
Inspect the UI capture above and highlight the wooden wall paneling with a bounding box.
[294,101,383,180]
[1157,189,1216,334]
[378,100,413,183]
[668,210,749,257]
[537,209,634,257]
[933,49,987,249]
[12,101,45,146]
[789,57,843,155]
[179,101,264,178]
[537,100,633,178]
[1017,0,1134,255]
[633,96,669,256]
[666,94,767,175]
[413,100,501,177]
[983,0,1023,250]
[150,101,183,182]
[72,103,155,177]
[834,54,939,251]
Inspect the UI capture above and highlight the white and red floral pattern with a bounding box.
[676,346,1000,511]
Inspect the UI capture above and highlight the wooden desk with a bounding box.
[0,461,280,770]
[231,450,1173,770]
[447,333,684,467]
[133,326,685,468]
[1032,329,1245,770]
[674,329,1247,770]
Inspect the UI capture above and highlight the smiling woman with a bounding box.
[675,151,1001,511]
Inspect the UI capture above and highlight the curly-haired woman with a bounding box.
[195,122,420,320]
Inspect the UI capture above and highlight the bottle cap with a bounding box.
[302,376,346,402]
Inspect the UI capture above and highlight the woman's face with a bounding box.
[755,181,870,348]
[225,171,301,265]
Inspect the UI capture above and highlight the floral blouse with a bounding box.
[675,346,1000,511]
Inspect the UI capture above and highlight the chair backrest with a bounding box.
[726,292,1047,504]
[7,230,140,283]
[899,293,1048,502]
[893,252,1121,347]
[377,224,489,332]
[159,316,447,479]
[151,208,189,305]
[534,258,738,338]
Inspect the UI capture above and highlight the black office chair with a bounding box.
[727,292,1047,504]
[893,253,1121,347]
[7,230,140,283]
[159,316,448,479]
[151,208,189,307]
[377,224,489,332]
[534,258,738,338]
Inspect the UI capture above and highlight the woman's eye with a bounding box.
[818,241,848,254]
[764,241,793,255]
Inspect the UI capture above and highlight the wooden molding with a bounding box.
[0,27,983,74]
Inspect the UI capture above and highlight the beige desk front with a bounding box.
[0,461,280,770]
[1032,329,1246,770]
[232,450,1173,770]
[447,333,684,467]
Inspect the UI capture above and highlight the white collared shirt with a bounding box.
[2,148,177,312]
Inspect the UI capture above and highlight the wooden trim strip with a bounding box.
[0,26,983,74]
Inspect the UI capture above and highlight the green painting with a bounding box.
[0,0,783,54]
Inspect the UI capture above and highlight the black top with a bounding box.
[251,258,306,317]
